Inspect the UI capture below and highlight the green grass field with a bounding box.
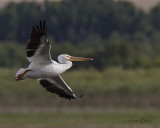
[1,67,160,93]
[0,111,159,128]
[0,67,160,107]
[0,67,160,127]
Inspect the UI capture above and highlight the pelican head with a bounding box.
[58,54,93,64]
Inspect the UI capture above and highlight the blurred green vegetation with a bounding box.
[0,67,159,108]
[0,0,160,69]
[1,41,160,69]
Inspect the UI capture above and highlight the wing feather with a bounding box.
[36,25,40,33]
[26,20,51,64]
[38,76,77,100]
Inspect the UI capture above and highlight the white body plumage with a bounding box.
[24,55,73,79]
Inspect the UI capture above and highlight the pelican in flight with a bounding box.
[15,20,93,100]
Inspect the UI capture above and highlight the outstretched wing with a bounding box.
[26,20,52,64]
[38,75,78,100]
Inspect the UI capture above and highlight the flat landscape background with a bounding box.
[0,68,159,128]
[0,0,160,128]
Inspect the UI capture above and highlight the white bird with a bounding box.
[15,20,93,100]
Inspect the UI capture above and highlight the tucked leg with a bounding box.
[16,69,30,81]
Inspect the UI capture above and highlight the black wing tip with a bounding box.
[67,94,83,100]
[78,94,84,98]
[40,19,46,24]
[31,20,47,36]
[39,79,83,100]
[73,94,84,100]
[26,19,48,54]
[39,19,47,35]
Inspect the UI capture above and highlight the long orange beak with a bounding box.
[66,56,93,61]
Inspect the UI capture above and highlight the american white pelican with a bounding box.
[15,20,93,100]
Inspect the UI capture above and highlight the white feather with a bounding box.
[15,68,26,78]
